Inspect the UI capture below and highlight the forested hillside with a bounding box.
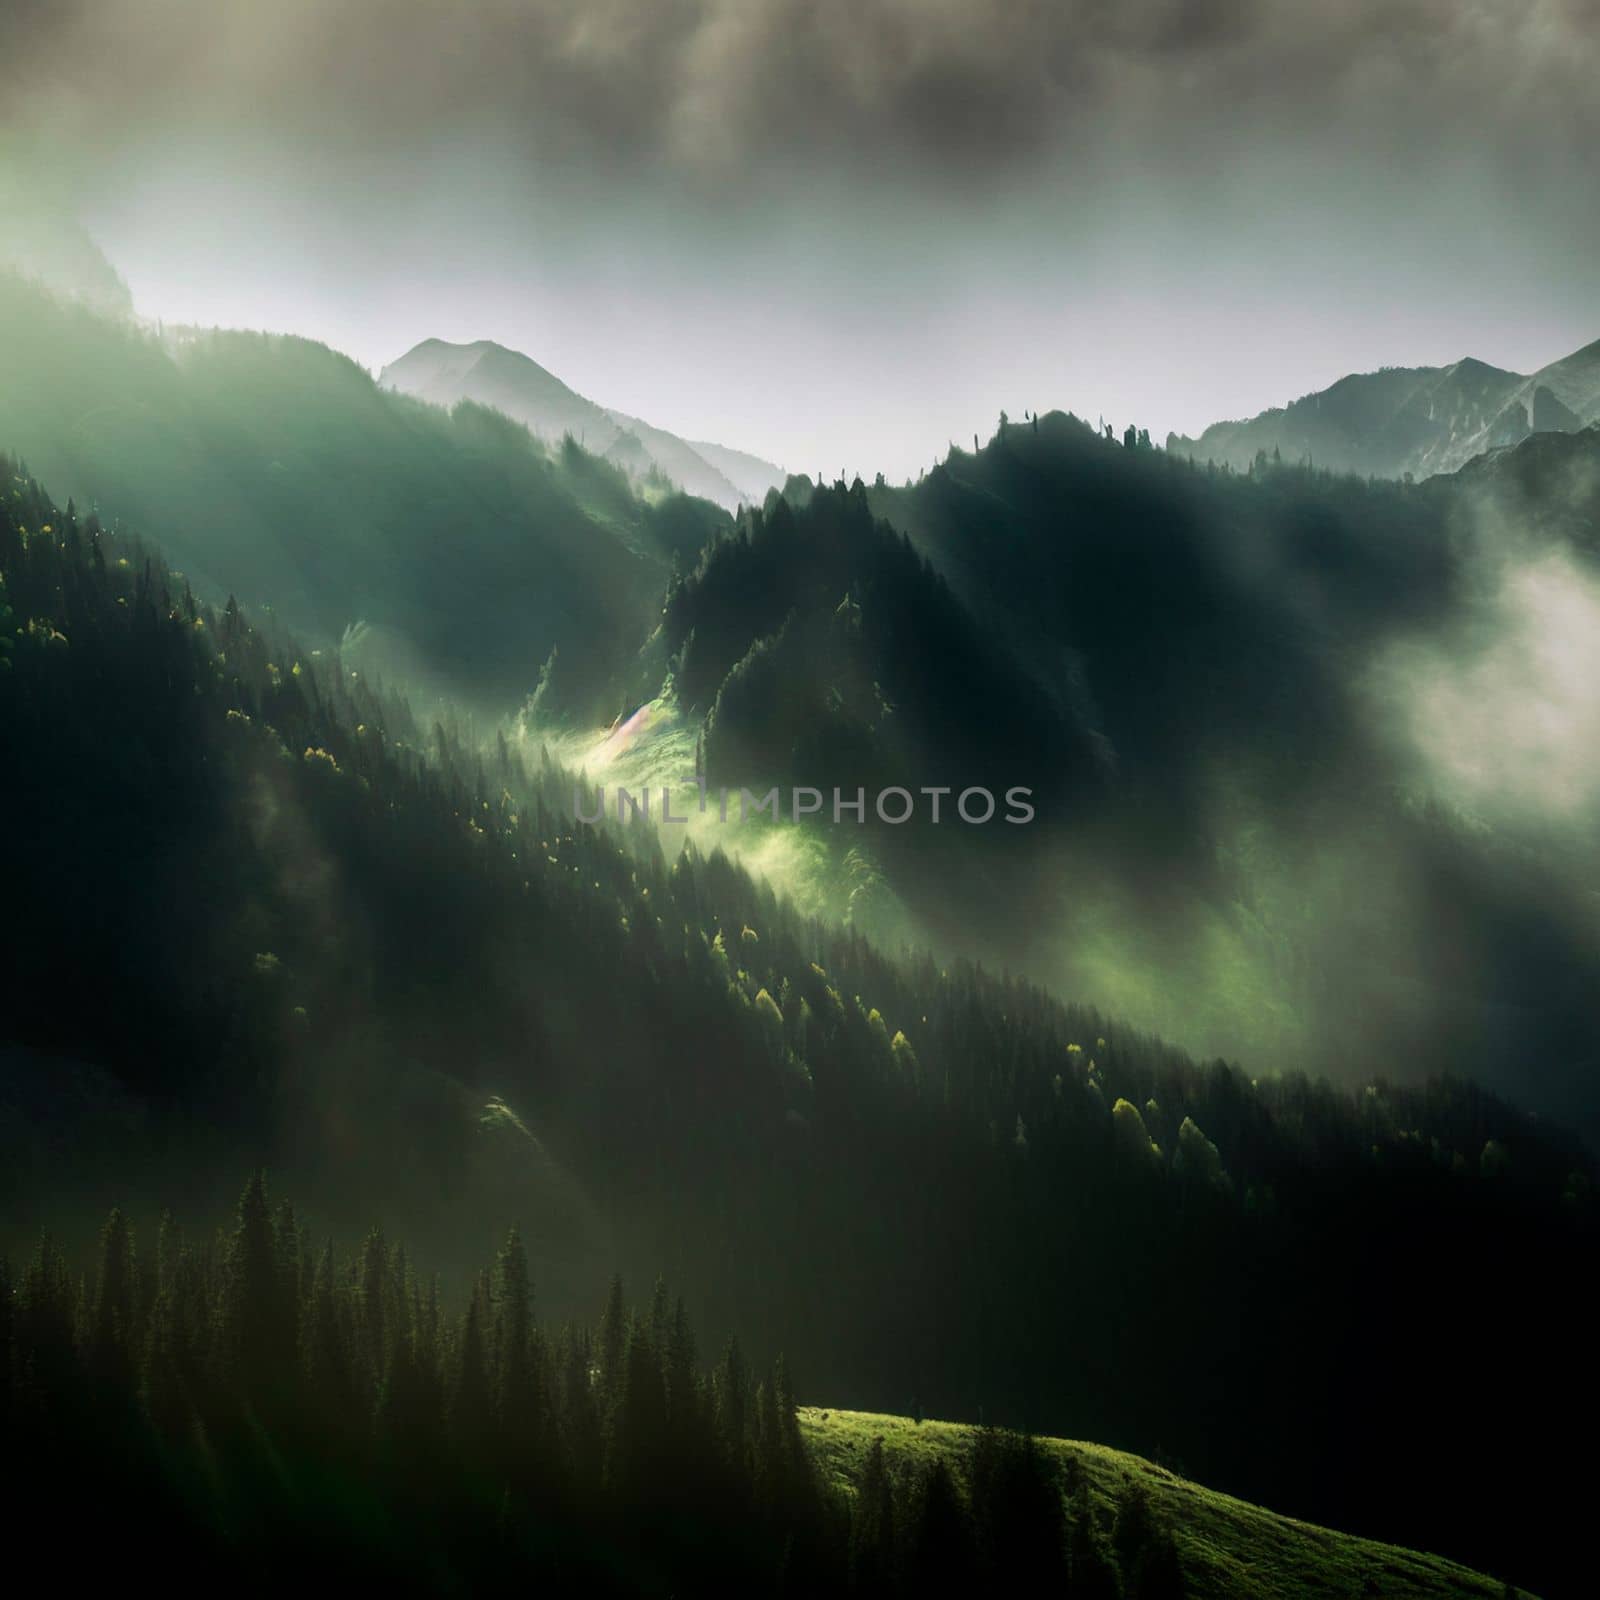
[0,270,727,715]
[2,463,1593,1593]
[9,4,1597,1596]
[633,416,1600,1139]
[9,1180,1519,1596]
[803,1410,1516,1600]
[5,1179,844,1595]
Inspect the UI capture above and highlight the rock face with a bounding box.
[1167,336,1600,481]
[380,338,785,510]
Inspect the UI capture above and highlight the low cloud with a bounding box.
[1382,547,1600,824]
[5,1,1598,202]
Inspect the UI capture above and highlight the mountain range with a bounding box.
[5,238,1600,1591]
[1168,335,1600,479]
[380,337,786,512]
[0,268,735,713]
[4,455,1593,1595]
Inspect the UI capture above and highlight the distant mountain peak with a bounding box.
[1168,335,1600,480]
[1446,355,1511,379]
[380,337,784,510]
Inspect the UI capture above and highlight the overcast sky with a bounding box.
[4,0,1598,479]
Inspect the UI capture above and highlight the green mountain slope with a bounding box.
[0,270,727,715]
[2,460,1595,1594]
[626,418,1600,1143]
[803,1410,1519,1599]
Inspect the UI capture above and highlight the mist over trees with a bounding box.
[10,264,1598,1155]
[4,16,1598,1593]
[0,268,726,718]
[2,461,1592,1594]
[638,411,1600,1143]
[5,1171,1217,1594]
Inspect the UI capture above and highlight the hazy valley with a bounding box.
[3,204,1597,1599]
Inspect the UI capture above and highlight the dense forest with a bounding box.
[4,1176,1194,1595]
[2,462,1592,1593]
[7,5,1596,1593]
[12,275,1600,1156]
[634,414,1600,1143]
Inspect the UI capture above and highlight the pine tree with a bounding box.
[648,1273,671,1356]
[596,1273,627,1410]
[1066,1474,1123,1599]
[754,1377,783,1512]
[1114,1478,1185,1596]
[155,1209,178,1301]
[358,1224,388,1397]
[715,1334,750,1481]
[772,1353,805,1488]
[452,1279,495,1454]
[89,1207,136,1392]
[302,1238,352,1434]
[16,1233,79,1415]
[143,1239,207,1439]
[850,1435,896,1590]
[556,1323,603,1496]
[215,1172,284,1405]
[272,1200,302,1351]
[375,1299,441,1494]
[906,1456,973,1592]
[615,1318,669,1503]
[664,1296,700,1449]
[969,1427,1064,1588]
[1136,1526,1187,1600]
[493,1225,545,1483]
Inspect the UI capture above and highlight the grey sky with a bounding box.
[4,0,1597,479]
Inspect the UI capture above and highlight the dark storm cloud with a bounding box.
[5,0,1597,200]
[3,1,1597,484]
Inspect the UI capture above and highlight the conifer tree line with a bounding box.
[1,461,1592,1593]
[3,1176,1186,1596]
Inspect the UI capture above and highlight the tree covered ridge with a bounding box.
[0,267,729,715]
[0,461,1592,1593]
[1,457,1585,1198]
[4,1175,1189,1596]
[652,477,1097,804]
[615,417,1600,1146]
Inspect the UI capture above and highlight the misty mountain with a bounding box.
[0,270,728,713]
[0,198,134,319]
[2,463,1593,1594]
[616,415,1600,1145]
[684,436,795,503]
[380,338,785,511]
[1168,337,1600,479]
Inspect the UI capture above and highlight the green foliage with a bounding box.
[805,1410,1509,1600]
[859,417,1600,1145]
[1174,1115,1231,1194]
[1113,1096,1163,1166]
[5,1183,827,1593]
[665,481,1097,843]
[0,269,726,716]
[0,462,1592,1594]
